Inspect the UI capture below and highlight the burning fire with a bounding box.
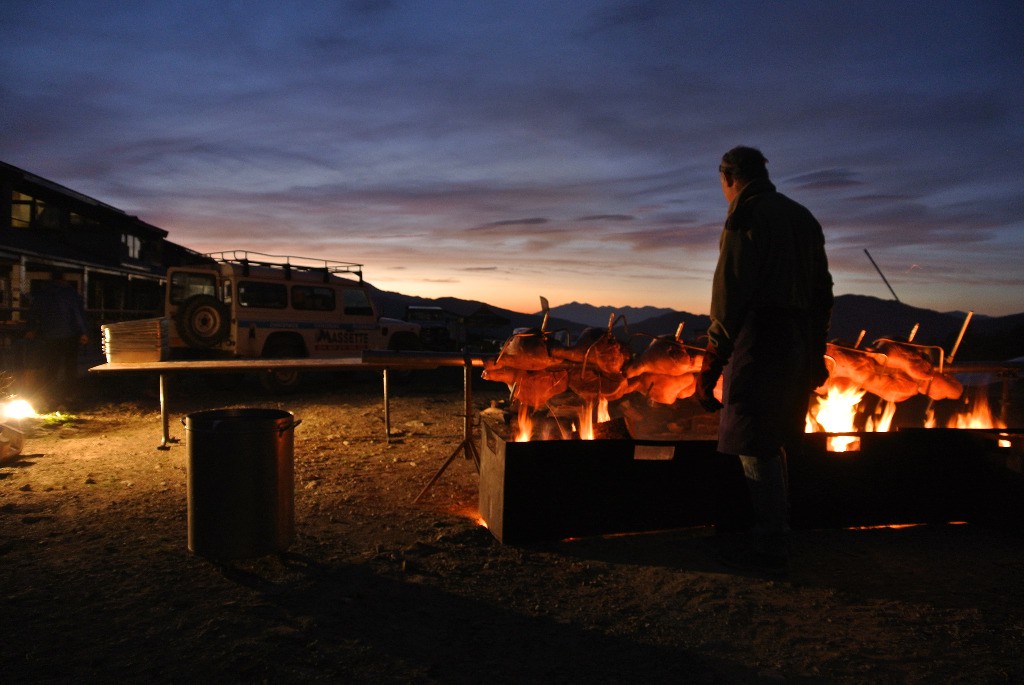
[943,388,1005,430]
[514,405,533,442]
[939,388,1010,447]
[514,397,611,442]
[807,381,1007,452]
[806,382,865,451]
[574,398,611,441]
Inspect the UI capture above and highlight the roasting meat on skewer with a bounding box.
[550,327,605,364]
[567,365,634,403]
[512,369,569,409]
[623,332,701,405]
[874,339,936,381]
[824,341,963,403]
[634,371,697,405]
[551,314,631,377]
[824,343,887,388]
[480,365,569,409]
[625,333,696,377]
[920,372,964,401]
[491,327,559,371]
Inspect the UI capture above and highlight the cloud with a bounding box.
[579,214,635,222]
[1,0,1022,315]
[789,169,864,191]
[472,218,550,230]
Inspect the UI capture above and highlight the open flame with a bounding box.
[807,380,1007,452]
[945,388,1010,447]
[806,382,865,452]
[574,398,611,441]
[514,405,533,442]
[947,388,1005,430]
[515,397,612,442]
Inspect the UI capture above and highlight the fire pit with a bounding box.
[478,420,750,544]
[791,428,1023,530]
[475,313,1024,544]
[478,419,1024,544]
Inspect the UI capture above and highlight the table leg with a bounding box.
[413,358,478,502]
[383,368,391,442]
[158,373,172,450]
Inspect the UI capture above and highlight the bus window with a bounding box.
[238,281,287,309]
[291,285,336,311]
[169,271,217,305]
[343,288,374,316]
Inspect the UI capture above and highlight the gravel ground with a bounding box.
[1,369,1023,684]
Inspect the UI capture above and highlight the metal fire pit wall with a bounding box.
[479,422,751,544]
[791,429,1024,531]
[478,422,1024,544]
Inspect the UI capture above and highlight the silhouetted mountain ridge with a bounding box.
[369,286,1024,361]
[543,302,678,328]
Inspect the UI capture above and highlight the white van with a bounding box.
[164,251,420,387]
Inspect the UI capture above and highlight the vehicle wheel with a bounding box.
[260,368,302,393]
[259,338,305,393]
[176,295,230,348]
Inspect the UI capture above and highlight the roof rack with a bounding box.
[204,250,363,282]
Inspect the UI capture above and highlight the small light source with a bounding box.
[1,399,38,422]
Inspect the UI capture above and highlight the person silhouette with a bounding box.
[25,270,90,407]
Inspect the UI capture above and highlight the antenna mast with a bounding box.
[864,249,900,302]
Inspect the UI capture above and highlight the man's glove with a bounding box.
[695,344,724,412]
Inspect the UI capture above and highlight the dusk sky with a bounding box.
[3,1,1022,317]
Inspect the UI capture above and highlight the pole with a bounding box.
[864,249,900,302]
[947,311,974,365]
[383,368,391,443]
[158,373,172,450]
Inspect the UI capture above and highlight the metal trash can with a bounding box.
[184,408,300,560]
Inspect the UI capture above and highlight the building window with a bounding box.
[122,233,141,259]
[10,191,62,229]
[11,191,34,228]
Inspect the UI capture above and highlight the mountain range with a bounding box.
[370,286,1024,362]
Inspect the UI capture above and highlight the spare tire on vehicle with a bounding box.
[176,294,230,348]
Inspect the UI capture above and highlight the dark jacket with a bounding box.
[708,178,833,456]
[708,178,832,361]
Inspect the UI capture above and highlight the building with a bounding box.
[0,160,200,375]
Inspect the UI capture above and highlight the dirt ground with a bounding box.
[1,369,1023,684]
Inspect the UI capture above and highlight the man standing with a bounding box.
[25,270,90,407]
[696,146,833,573]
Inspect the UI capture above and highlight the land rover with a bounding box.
[164,251,420,388]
